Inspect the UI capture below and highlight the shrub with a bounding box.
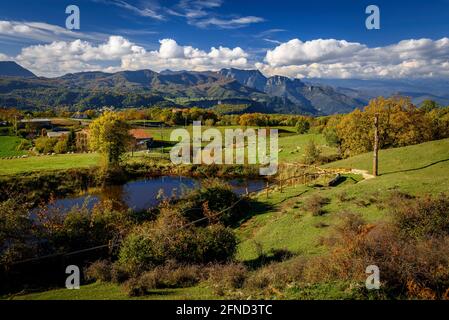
[244,258,306,293]
[207,263,248,295]
[141,263,203,290]
[34,137,57,154]
[118,208,237,271]
[323,127,340,147]
[295,118,310,134]
[303,199,449,299]
[124,278,146,297]
[302,140,321,165]
[392,194,449,239]
[123,263,204,296]
[304,195,330,216]
[85,260,112,282]
[54,135,69,154]
[37,200,134,254]
[0,199,35,266]
[178,179,248,226]
[110,262,130,284]
[337,191,352,202]
[17,139,32,151]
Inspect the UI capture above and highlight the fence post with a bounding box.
[373,113,379,177]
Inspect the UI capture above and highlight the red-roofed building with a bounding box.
[130,129,153,150]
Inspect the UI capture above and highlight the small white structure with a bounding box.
[47,131,70,138]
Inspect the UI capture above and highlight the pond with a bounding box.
[47,176,266,213]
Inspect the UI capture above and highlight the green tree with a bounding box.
[54,135,69,154]
[302,140,322,165]
[89,111,133,166]
[295,118,311,134]
[34,137,57,154]
[421,100,440,112]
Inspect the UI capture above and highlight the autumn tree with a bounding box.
[89,111,133,167]
[335,97,437,157]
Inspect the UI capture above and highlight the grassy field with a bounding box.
[4,282,217,300]
[4,138,449,300]
[0,136,27,157]
[136,125,297,141]
[0,127,327,175]
[0,153,101,175]
[277,133,336,163]
[325,138,449,175]
[237,138,449,262]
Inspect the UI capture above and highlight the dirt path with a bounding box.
[350,169,376,180]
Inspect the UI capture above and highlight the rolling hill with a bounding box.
[1,62,447,114]
[0,61,36,78]
[0,64,362,114]
[219,68,366,114]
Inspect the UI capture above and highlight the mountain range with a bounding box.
[0,61,447,115]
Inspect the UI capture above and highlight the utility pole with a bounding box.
[373,113,379,177]
[14,115,18,136]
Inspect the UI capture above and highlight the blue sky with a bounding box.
[1,0,449,78]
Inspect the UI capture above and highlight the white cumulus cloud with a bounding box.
[10,36,249,77]
[259,37,449,79]
[3,33,449,79]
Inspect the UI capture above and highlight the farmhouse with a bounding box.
[130,129,153,150]
[47,131,70,138]
[19,118,52,129]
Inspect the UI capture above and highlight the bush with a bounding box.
[295,118,310,134]
[303,197,449,299]
[304,195,330,216]
[124,278,146,297]
[177,179,248,226]
[110,262,130,284]
[0,199,35,266]
[302,140,321,165]
[17,139,32,151]
[85,260,112,282]
[118,208,237,271]
[34,137,57,154]
[244,258,306,293]
[0,127,13,136]
[143,263,203,289]
[207,263,248,295]
[123,263,204,296]
[392,194,449,239]
[54,136,69,154]
[37,200,134,254]
[323,127,340,147]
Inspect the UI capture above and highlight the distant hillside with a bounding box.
[219,68,365,115]
[1,65,446,114]
[0,61,36,78]
[305,78,449,107]
[0,68,313,114]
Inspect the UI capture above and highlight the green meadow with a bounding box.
[0,136,27,158]
[7,138,449,300]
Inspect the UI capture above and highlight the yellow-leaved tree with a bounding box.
[89,111,133,168]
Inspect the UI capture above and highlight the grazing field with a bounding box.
[0,136,27,157]
[5,282,216,300]
[238,138,449,261]
[134,125,297,142]
[0,153,101,175]
[277,133,337,163]
[0,128,326,175]
[8,137,449,300]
